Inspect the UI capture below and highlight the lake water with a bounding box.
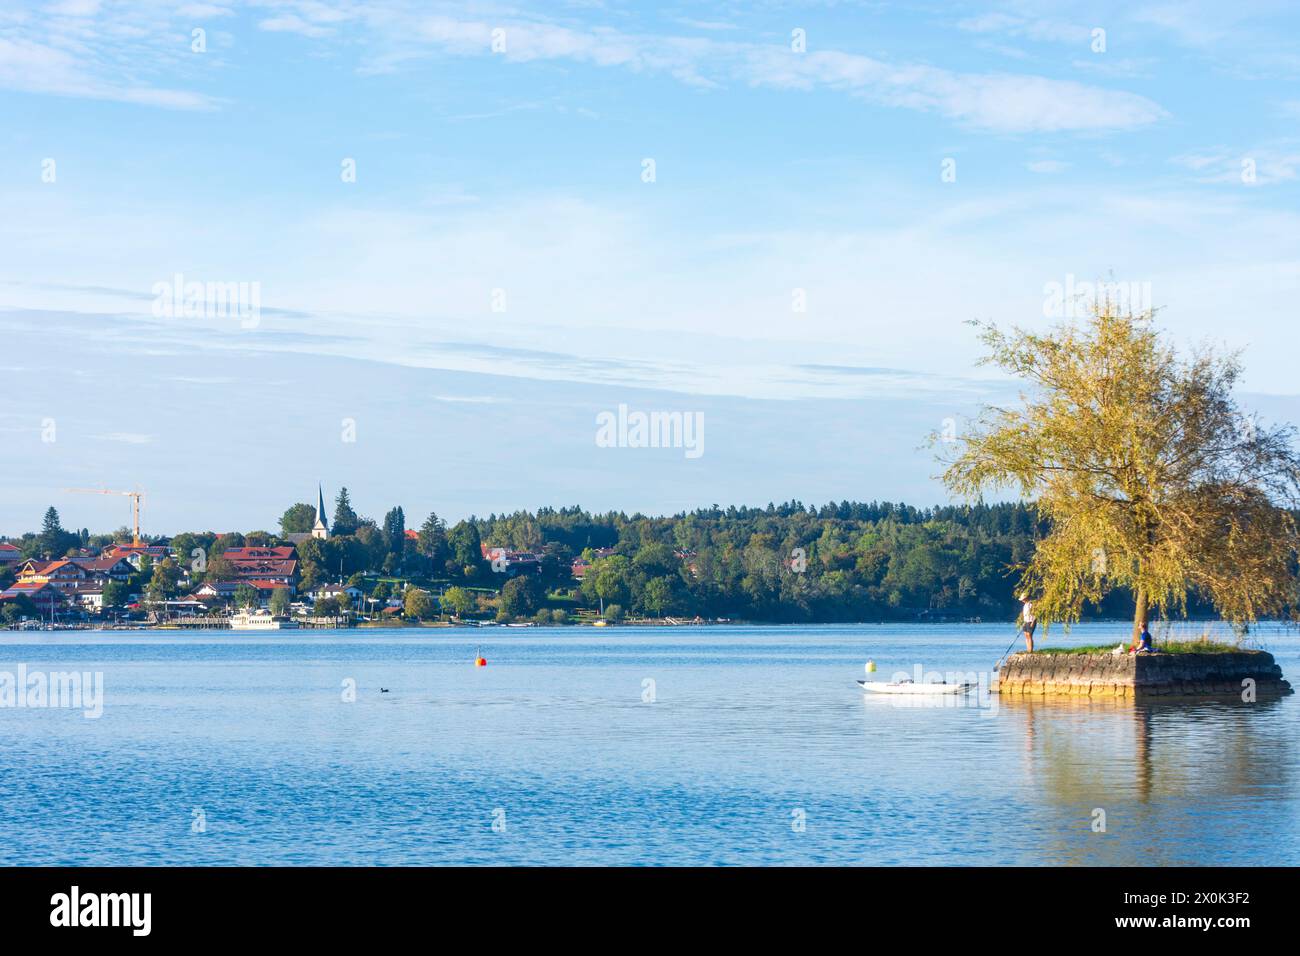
[1,622,1296,866]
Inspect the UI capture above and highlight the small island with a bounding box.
[939,306,1300,698]
[998,645,1293,698]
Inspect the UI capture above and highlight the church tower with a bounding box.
[312,484,329,539]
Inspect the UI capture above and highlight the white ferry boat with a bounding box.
[230,609,299,630]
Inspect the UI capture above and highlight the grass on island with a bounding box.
[1036,637,1244,655]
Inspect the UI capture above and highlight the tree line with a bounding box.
[0,490,1246,623]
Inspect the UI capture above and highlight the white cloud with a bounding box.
[0,6,219,109]
[1070,57,1157,79]
[46,0,101,15]
[0,2,1168,131]
[259,14,334,38]
[1172,147,1300,185]
[390,14,1164,133]
[7,176,1300,399]
[956,12,1091,45]
[674,19,735,32]
[94,432,156,444]
[1132,2,1232,47]
[177,3,235,16]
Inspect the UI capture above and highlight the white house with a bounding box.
[309,583,364,604]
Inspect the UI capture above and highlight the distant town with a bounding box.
[0,485,1174,630]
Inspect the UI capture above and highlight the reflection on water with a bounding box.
[0,623,1295,865]
[1000,695,1294,865]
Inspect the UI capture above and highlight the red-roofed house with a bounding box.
[482,545,542,574]
[16,559,88,592]
[15,559,51,579]
[224,546,296,561]
[223,546,298,592]
[570,547,617,579]
[103,544,169,561]
[0,580,66,611]
[69,556,136,583]
[247,581,292,606]
[0,543,21,566]
[248,580,291,593]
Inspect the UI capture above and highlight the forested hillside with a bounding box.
[472,501,1159,622]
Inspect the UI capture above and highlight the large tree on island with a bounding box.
[941,305,1300,644]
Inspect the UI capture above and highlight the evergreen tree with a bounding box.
[417,512,449,565]
[383,506,406,555]
[447,521,486,578]
[38,507,75,557]
[332,488,360,536]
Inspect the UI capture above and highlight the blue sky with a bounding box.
[3,0,1300,534]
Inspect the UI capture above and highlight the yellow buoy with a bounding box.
[865,660,877,673]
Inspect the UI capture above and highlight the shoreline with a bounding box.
[3,617,1292,633]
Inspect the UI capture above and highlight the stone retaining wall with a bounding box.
[996,650,1292,698]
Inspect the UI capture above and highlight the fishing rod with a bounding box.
[994,626,1023,671]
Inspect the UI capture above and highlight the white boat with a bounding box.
[230,609,298,630]
[857,678,973,695]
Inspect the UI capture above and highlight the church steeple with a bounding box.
[312,484,329,539]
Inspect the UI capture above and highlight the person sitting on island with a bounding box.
[1019,593,1037,652]
[1135,621,1155,653]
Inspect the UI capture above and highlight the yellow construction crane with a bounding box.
[64,488,146,546]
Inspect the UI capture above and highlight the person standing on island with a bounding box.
[1019,593,1037,652]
